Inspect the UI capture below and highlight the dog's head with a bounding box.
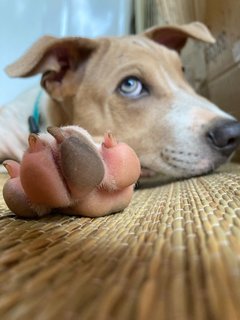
[6,22,240,178]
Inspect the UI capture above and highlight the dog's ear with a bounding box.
[5,36,98,101]
[142,21,215,52]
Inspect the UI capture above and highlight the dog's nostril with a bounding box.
[228,138,235,145]
[207,131,237,148]
[207,120,240,157]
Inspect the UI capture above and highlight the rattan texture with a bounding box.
[0,164,240,320]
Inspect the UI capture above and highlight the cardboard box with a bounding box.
[202,0,240,161]
[207,63,240,119]
[203,0,240,80]
[202,0,240,117]
[207,63,240,161]
[181,40,207,92]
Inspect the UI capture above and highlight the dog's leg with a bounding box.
[3,126,140,218]
[0,105,29,161]
[0,88,44,162]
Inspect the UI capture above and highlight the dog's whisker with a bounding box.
[160,149,201,168]
[162,148,200,159]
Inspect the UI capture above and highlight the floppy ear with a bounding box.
[5,36,98,101]
[142,21,215,52]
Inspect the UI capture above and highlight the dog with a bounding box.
[1,21,240,180]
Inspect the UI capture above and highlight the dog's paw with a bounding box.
[3,126,141,217]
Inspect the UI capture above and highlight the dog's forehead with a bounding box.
[124,36,159,50]
[97,35,178,62]
[84,35,183,84]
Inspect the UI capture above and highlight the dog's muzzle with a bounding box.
[207,119,240,157]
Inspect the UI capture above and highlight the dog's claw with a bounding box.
[28,133,46,152]
[3,160,20,178]
[47,126,65,143]
[28,133,37,147]
[103,131,118,148]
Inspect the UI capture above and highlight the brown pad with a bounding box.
[60,136,105,193]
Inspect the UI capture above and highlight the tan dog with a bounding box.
[2,21,240,179]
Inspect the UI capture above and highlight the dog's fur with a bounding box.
[0,22,235,178]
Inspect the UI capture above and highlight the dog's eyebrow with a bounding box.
[114,64,147,79]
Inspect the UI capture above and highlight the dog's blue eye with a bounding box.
[118,77,148,98]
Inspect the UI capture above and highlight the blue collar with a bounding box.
[28,91,42,134]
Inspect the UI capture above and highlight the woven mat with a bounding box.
[0,164,240,320]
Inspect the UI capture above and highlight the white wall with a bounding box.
[0,0,132,104]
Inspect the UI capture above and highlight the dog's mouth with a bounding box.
[140,149,231,180]
[140,166,158,178]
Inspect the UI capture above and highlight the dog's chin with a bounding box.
[140,167,159,178]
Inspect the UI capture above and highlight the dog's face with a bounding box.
[6,22,240,178]
[71,36,235,178]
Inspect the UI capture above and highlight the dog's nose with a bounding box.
[207,120,240,157]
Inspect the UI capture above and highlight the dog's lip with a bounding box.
[140,166,158,177]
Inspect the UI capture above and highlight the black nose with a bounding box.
[207,120,240,157]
